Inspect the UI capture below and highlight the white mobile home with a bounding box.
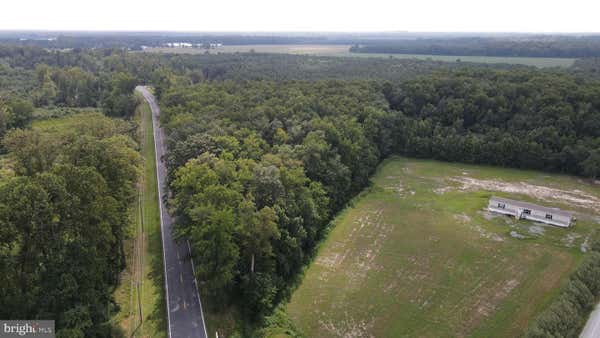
[488,196,573,228]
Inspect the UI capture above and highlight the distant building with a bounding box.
[165,42,192,48]
[488,196,573,227]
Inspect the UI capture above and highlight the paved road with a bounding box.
[580,303,600,338]
[136,86,208,338]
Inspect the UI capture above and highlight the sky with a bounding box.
[1,0,599,33]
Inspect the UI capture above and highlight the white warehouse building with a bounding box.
[488,196,573,228]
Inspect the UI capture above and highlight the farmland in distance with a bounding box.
[144,44,575,68]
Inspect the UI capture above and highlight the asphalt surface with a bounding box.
[137,86,208,338]
[580,303,600,338]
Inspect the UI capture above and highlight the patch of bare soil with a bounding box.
[383,183,404,195]
[434,186,453,195]
[456,258,523,337]
[449,176,600,212]
[473,279,520,318]
[581,236,591,253]
[473,225,505,242]
[510,231,526,239]
[455,213,504,242]
[315,208,391,287]
[479,210,513,224]
[346,209,392,287]
[445,252,522,337]
[561,233,582,247]
[319,313,374,338]
[454,213,472,223]
[528,225,546,236]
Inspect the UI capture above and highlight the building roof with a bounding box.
[490,196,573,218]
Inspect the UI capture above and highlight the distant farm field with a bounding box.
[378,53,575,68]
[145,44,350,56]
[285,157,600,337]
[144,45,575,68]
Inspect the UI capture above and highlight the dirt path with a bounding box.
[449,176,600,212]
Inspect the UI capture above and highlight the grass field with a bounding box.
[113,96,167,337]
[144,44,575,68]
[285,157,600,337]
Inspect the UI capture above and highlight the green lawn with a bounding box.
[113,95,167,337]
[143,45,575,68]
[285,157,600,337]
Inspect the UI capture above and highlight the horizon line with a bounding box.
[1,29,600,35]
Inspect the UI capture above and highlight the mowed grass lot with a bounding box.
[286,157,600,337]
[112,98,167,337]
[144,45,575,68]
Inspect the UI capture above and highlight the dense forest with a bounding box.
[0,113,140,337]
[351,36,600,58]
[0,45,141,337]
[158,68,600,334]
[1,44,519,94]
[573,57,600,80]
[161,81,388,322]
[385,70,600,178]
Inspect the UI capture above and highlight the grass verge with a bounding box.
[113,94,167,337]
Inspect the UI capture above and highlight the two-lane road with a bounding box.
[136,86,208,338]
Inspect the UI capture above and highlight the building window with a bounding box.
[497,203,505,209]
[523,209,531,215]
[546,214,553,220]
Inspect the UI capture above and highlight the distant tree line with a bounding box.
[573,57,600,80]
[3,44,505,129]
[384,69,600,178]
[5,32,600,59]
[1,44,525,92]
[351,36,600,58]
[0,34,340,50]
